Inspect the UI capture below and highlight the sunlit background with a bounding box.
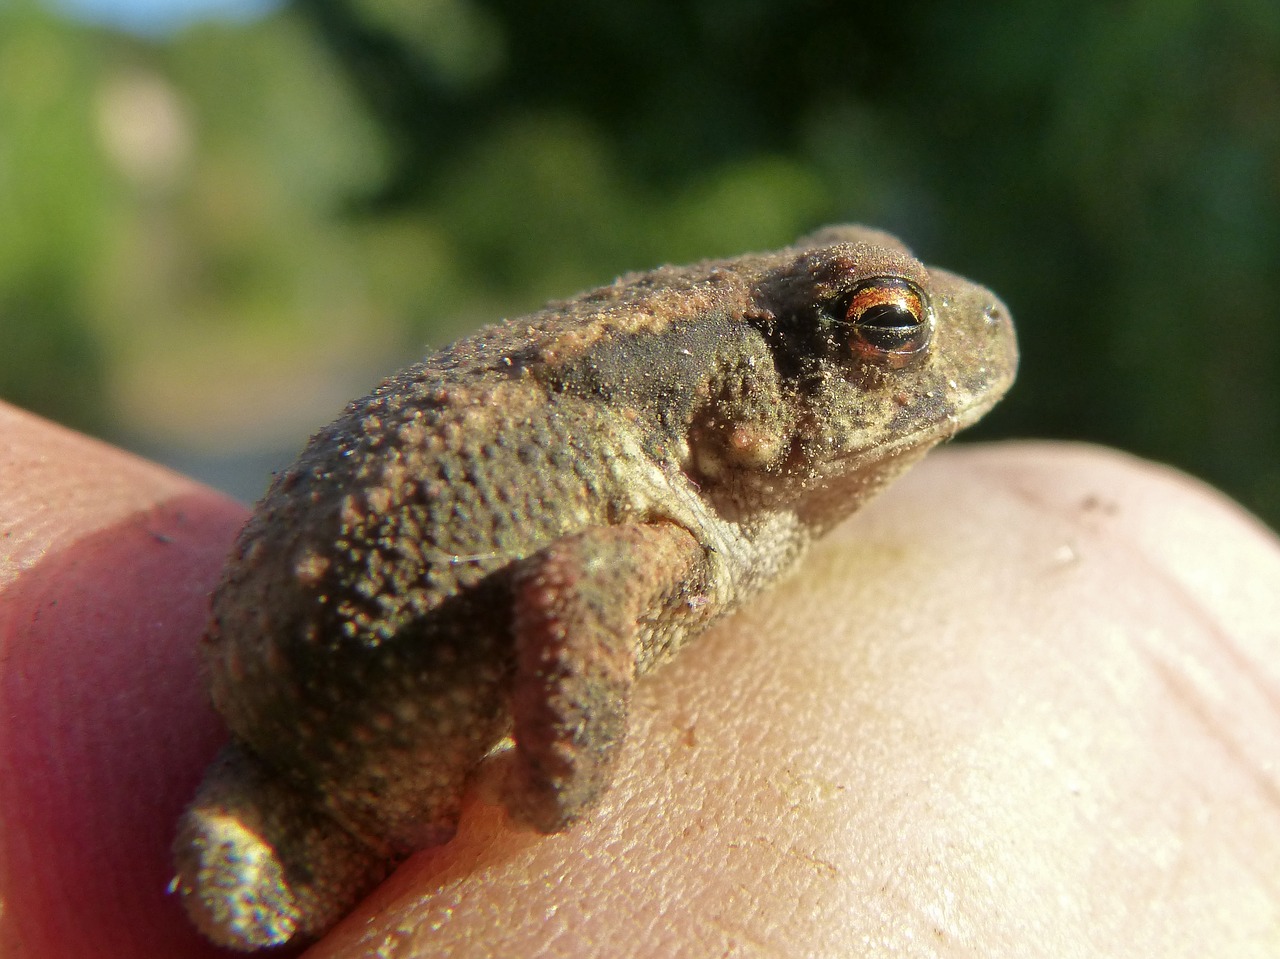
[4,0,1279,526]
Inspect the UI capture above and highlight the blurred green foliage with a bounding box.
[3,0,1279,524]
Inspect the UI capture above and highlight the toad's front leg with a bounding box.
[504,521,712,832]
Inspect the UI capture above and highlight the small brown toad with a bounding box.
[172,225,1017,949]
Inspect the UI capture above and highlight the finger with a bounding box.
[0,403,247,958]
[301,443,1280,958]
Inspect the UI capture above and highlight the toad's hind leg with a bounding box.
[173,742,393,950]
[504,522,708,833]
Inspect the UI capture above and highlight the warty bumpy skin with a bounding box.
[172,225,1018,949]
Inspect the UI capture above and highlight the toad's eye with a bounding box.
[843,277,932,370]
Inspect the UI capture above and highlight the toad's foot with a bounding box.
[172,742,395,951]
[504,522,708,832]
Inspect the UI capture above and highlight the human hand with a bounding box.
[2,400,1277,957]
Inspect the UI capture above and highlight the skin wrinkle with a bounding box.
[986,453,1280,808]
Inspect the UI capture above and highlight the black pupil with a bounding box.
[857,302,918,330]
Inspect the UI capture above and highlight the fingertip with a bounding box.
[0,403,248,956]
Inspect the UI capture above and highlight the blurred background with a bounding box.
[2,0,1278,526]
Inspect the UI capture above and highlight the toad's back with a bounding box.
[205,370,694,850]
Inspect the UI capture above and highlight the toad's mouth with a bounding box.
[813,363,1016,482]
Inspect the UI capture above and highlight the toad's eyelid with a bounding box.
[841,277,927,322]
